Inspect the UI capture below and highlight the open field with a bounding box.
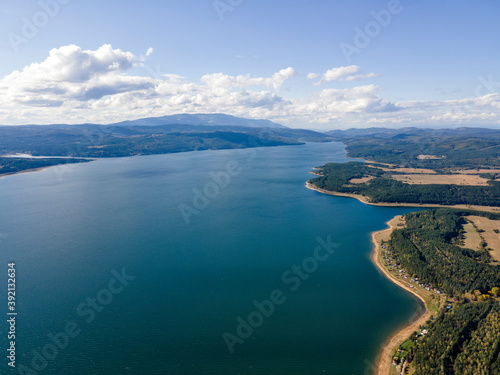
[349,176,375,184]
[392,173,490,186]
[468,216,500,262]
[367,163,437,174]
[455,169,500,174]
[460,221,484,251]
[378,166,437,174]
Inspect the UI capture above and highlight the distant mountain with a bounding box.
[110,113,287,129]
[326,127,500,140]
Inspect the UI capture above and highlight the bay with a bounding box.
[0,142,422,374]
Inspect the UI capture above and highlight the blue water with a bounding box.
[0,142,422,374]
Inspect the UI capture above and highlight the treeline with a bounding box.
[0,125,302,158]
[411,301,500,374]
[0,157,90,176]
[388,209,500,297]
[310,162,500,207]
[388,209,500,373]
[328,128,500,169]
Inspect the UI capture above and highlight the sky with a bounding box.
[1,0,500,129]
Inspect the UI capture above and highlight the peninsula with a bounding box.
[307,128,500,374]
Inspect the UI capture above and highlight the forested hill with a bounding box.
[0,157,90,176]
[389,209,500,298]
[412,301,500,374]
[0,114,335,175]
[0,125,325,159]
[327,127,500,169]
[387,209,500,374]
[309,162,500,206]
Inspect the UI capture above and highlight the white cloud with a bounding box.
[201,67,296,91]
[1,44,500,129]
[314,65,378,85]
[345,72,379,81]
[0,44,154,106]
[4,44,137,83]
[317,65,359,84]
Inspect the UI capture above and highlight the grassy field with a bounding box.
[392,173,490,186]
[349,176,375,184]
[455,168,500,174]
[468,216,500,262]
[366,162,437,174]
[460,221,484,251]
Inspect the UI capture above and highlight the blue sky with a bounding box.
[1,0,500,129]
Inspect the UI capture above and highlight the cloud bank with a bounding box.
[1,44,499,129]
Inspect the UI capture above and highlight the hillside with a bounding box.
[109,113,287,128]
[309,128,500,207]
[384,209,500,374]
[0,114,335,176]
[0,126,303,159]
[327,127,500,169]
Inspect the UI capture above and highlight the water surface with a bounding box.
[0,142,422,374]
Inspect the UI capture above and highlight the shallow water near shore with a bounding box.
[0,142,422,374]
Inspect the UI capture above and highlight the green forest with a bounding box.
[309,162,500,206]
[389,209,500,297]
[0,125,305,158]
[0,157,90,176]
[387,209,500,374]
[0,125,311,175]
[327,127,500,169]
[412,301,500,374]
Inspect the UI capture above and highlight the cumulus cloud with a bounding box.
[291,85,399,118]
[201,67,296,91]
[4,44,137,83]
[1,44,500,129]
[344,72,379,81]
[1,44,155,106]
[314,65,378,85]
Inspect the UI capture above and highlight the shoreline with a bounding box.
[305,181,500,213]
[0,163,89,180]
[0,166,52,179]
[304,182,444,374]
[370,216,432,375]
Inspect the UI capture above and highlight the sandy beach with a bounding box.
[0,166,51,179]
[370,216,432,375]
[305,182,450,374]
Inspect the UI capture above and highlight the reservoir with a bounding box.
[0,142,421,374]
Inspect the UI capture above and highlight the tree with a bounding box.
[491,287,500,298]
